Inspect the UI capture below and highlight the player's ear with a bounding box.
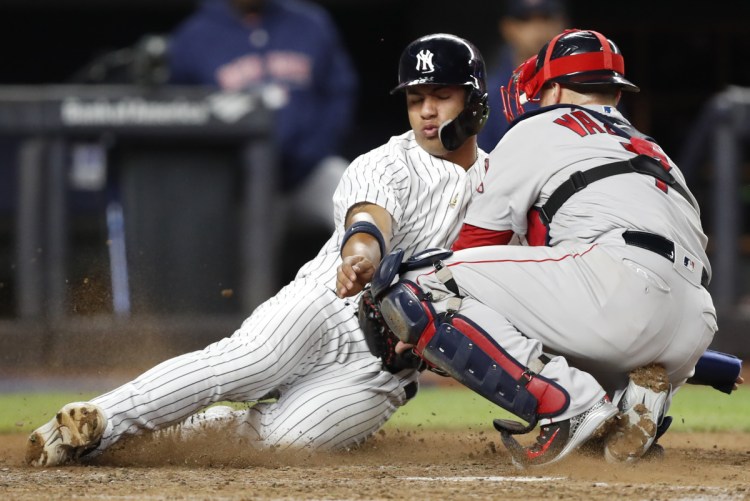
[552,82,563,104]
[540,82,561,106]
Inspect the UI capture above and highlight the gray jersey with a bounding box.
[466,104,709,277]
[405,105,715,421]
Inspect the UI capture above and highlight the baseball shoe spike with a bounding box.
[604,364,670,463]
[25,402,107,467]
[501,396,618,468]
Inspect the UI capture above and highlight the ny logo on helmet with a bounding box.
[415,50,435,73]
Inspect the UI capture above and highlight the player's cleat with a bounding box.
[604,364,670,463]
[501,396,618,468]
[25,402,107,467]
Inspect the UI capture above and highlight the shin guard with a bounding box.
[418,314,569,433]
[378,281,569,434]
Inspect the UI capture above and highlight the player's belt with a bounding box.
[622,230,709,287]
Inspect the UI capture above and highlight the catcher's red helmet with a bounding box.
[501,29,639,122]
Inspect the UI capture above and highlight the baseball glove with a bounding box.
[358,286,424,373]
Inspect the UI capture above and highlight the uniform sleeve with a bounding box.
[332,149,408,227]
[463,122,550,237]
[452,224,513,250]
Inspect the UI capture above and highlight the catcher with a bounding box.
[357,28,744,467]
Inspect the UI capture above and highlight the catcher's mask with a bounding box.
[392,33,489,151]
[500,29,639,122]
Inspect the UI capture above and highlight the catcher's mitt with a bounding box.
[358,287,424,373]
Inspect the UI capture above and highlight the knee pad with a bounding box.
[379,281,438,345]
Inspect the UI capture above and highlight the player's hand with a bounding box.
[395,341,415,354]
[337,255,376,298]
[734,375,745,391]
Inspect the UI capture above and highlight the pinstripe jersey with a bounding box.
[87,129,488,454]
[297,129,488,287]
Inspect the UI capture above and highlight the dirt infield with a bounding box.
[2,428,749,500]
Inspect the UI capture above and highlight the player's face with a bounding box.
[406,85,466,157]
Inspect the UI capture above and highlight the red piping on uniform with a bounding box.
[415,243,599,285]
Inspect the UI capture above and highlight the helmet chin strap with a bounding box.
[438,91,489,151]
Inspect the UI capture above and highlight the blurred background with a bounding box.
[0,0,748,377]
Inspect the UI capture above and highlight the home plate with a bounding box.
[402,476,564,483]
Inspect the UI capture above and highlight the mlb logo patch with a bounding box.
[683,256,696,272]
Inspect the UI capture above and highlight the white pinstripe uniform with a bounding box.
[90,130,487,452]
[402,104,717,420]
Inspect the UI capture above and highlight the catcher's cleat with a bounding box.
[501,396,618,468]
[25,402,107,467]
[604,364,670,463]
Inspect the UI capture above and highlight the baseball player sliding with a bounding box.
[25,33,491,466]
[365,29,725,467]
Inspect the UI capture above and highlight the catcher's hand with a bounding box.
[358,287,424,373]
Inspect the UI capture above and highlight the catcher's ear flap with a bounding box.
[371,248,405,299]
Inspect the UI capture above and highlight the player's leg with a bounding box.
[396,244,640,465]
[603,261,717,462]
[407,242,714,464]
[410,293,616,467]
[223,362,419,450]
[160,354,418,450]
[26,278,362,466]
[410,243,676,379]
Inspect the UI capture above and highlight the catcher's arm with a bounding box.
[337,203,393,298]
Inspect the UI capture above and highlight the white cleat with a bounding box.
[604,364,670,463]
[25,402,107,467]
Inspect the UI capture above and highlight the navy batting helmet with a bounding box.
[392,33,489,151]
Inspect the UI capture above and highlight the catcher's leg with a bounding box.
[378,276,616,467]
[378,280,571,431]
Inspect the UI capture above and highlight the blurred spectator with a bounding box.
[167,0,359,230]
[477,0,568,151]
